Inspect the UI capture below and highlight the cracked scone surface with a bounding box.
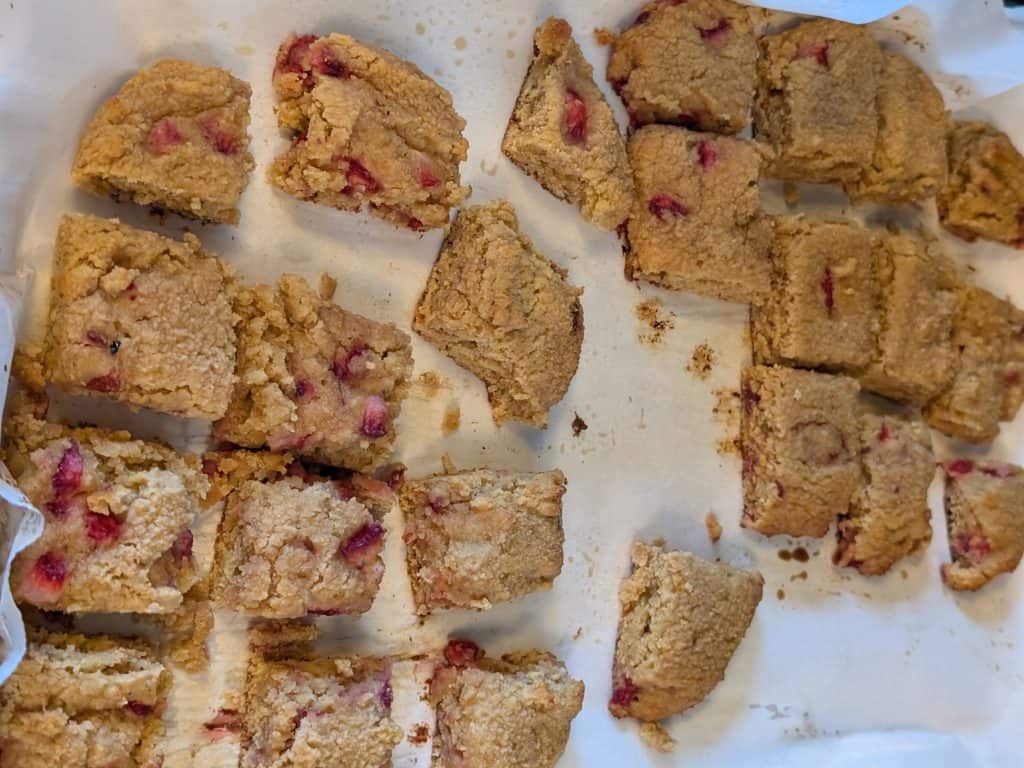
[208,450,388,619]
[402,468,565,614]
[0,629,169,768]
[269,32,469,231]
[3,405,205,613]
[413,201,583,427]
[72,59,253,225]
[38,214,237,420]
[858,230,959,404]
[754,18,882,183]
[214,274,413,471]
[846,52,948,204]
[834,414,935,576]
[242,624,401,768]
[607,0,757,134]
[941,460,1024,591]
[502,17,634,231]
[609,542,763,723]
[626,125,771,304]
[751,215,876,371]
[938,120,1024,248]
[740,365,861,538]
[429,640,584,768]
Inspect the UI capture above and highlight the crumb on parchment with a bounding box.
[705,512,723,543]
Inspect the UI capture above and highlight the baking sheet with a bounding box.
[1,1,1023,766]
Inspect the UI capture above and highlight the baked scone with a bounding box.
[938,120,1024,248]
[0,629,170,768]
[34,214,237,420]
[207,451,390,619]
[429,639,584,768]
[925,286,1016,443]
[502,17,634,231]
[751,216,876,371]
[72,59,253,225]
[845,52,949,204]
[941,460,1024,591]
[269,32,469,231]
[858,230,959,404]
[214,273,413,472]
[624,125,771,304]
[402,468,565,615]
[834,414,935,575]
[740,365,861,538]
[413,201,583,427]
[609,542,763,722]
[3,404,205,613]
[607,0,758,134]
[241,623,401,768]
[754,18,882,183]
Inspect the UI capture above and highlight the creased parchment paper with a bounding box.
[0,1,1022,766]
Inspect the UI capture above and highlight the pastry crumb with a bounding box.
[705,512,723,543]
[571,412,588,437]
[408,722,430,745]
[639,721,676,753]
[594,27,616,46]
[441,453,457,475]
[636,298,675,345]
[687,343,717,380]
[415,371,449,399]
[442,402,461,434]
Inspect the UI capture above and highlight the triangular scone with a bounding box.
[610,542,763,723]
[502,18,635,231]
[72,59,254,225]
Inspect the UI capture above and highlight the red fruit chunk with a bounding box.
[382,463,407,490]
[172,529,194,561]
[276,34,316,77]
[418,162,440,189]
[86,373,121,393]
[28,552,68,599]
[775,480,786,498]
[332,345,367,382]
[407,216,426,232]
[797,41,830,68]
[146,119,184,155]
[648,194,689,220]
[741,382,760,413]
[697,140,718,170]
[199,114,240,156]
[125,700,154,717]
[86,512,123,545]
[877,423,893,442]
[564,88,588,144]
[379,678,394,710]
[945,459,975,477]
[294,377,316,400]
[52,441,85,501]
[952,532,991,563]
[610,676,639,707]
[124,281,139,301]
[311,44,350,78]
[821,268,835,315]
[697,18,731,43]
[204,709,243,739]
[339,521,385,568]
[360,395,390,438]
[443,639,483,668]
[86,330,106,346]
[342,158,381,194]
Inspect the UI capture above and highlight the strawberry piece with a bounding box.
[340,158,381,194]
[741,382,761,413]
[877,423,893,442]
[86,512,123,545]
[564,88,588,144]
[648,194,689,220]
[204,709,243,739]
[294,377,316,400]
[443,639,483,668]
[311,44,350,78]
[797,41,830,68]
[610,676,639,707]
[125,700,154,716]
[86,330,106,346]
[379,678,394,710]
[945,459,975,477]
[52,442,84,501]
[276,34,316,77]
[360,395,390,438]
[697,18,731,43]
[172,529,194,561]
[332,344,367,382]
[199,114,240,156]
[146,119,184,155]
[338,522,385,567]
[697,140,718,170]
[418,162,440,189]
[821,268,835,315]
[407,216,426,232]
[26,552,68,601]
[952,532,991,563]
[86,373,121,393]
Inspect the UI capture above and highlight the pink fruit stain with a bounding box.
[199,114,239,156]
[697,18,731,43]
[332,344,367,382]
[294,377,316,400]
[775,480,786,498]
[982,463,1016,478]
[945,459,975,477]
[146,119,184,155]
[564,88,588,144]
[125,700,154,717]
[427,488,450,513]
[339,521,385,567]
[51,441,84,504]
[741,382,760,413]
[124,281,139,301]
[277,34,316,77]
[697,140,718,170]
[311,45,350,78]
[877,423,893,442]
[952,533,991,563]
[797,41,830,67]
[342,158,381,194]
[444,639,483,668]
[172,529,194,561]
[204,709,243,739]
[29,552,67,596]
[821,268,835,315]
[86,512,123,545]
[610,677,639,707]
[86,373,121,393]
[648,194,689,220]
[86,330,106,347]
[360,395,390,438]
[418,162,440,189]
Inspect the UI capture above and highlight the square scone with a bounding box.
[754,18,882,183]
[72,59,253,225]
[207,450,391,619]
[845,52,949,204]
[624,125,771,304]
[740,365,861,538]
[413,201,583,427]
[429,639,584,768]
[751,216,876,371]
[270,33,469,231]
[607,0,758,134]
[3,402,205,613]
[941,460,1024,591]
[242,623,401,768]
[214,274,413,472]
[502,17,635,231]
[834,414,935,576]
[402,468,566,615]
[859,231,959,404]
[37,215,237,420]
[939,120,1024,248]
[609,542,763,723]
[0,629,169,768]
